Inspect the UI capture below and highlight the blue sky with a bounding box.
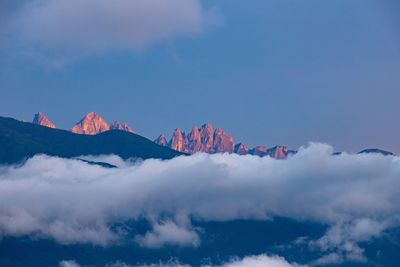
[0,0,399,152]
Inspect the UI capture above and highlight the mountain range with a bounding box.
[32,112,296,159]
[154,124,295,159]
[0,111,392,164]
[0,115,180,164]
[69,111,134,135]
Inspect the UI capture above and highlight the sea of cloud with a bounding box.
[0,143,399,265]
[59,254,300,267]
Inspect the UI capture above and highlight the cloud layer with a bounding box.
[60,254,300,267]
[0,143,400,263]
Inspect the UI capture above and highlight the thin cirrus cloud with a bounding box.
[0,143,400,264]
[6,0,219,57]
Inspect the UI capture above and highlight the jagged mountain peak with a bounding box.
[187,126,201,153]
[169,128,186,152]
[160,123,235,154]
[110,121,134,133]
[154,134,168,147]
[71,112,110,135]
[234,143,249,155]
[200,123,214,153]
[32,112,56,128]
[190,126,200,134]
[213,128,234,153]
[250,146,268,156]
[201,123,213,129]
[267,145,289,159]
[158,123,297,157]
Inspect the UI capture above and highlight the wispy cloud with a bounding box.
[135,219,200,248]
[1,0,220,65]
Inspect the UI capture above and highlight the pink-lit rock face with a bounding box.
[200,123,214,153]
[187,127,201,153]
[267,145,289,159]
[169,128,186,152]
[250,146,268,156]
[32,112,56,128]
[110,121,134,133]
[234,143,249,155]
[213,128,234,153]
[160,123,235,154]
[71,112,110,135]
[182,132,189,153]
[154,134,168,147]
[156,123,291,158]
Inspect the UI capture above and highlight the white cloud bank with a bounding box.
[205,254,302,267]
[61,254,301,267]
[59,260,82,267]
[0,143,400,262]
[3,0,219,61]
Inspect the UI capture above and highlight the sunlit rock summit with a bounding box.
[268,145,289,159]
[32,112,56,129]
[234,143,249,155]
[71,112,110,135]
[165,124,235,154]
[169,128,186,152]
[250,145,268,156]
[187,126,201,153]
[157,123,291,159]
[154,134,168,147]
[213,128,234,153]
[199,123,214,153]
[70,112,134,135]
[110,121,134,133]
[30,112,293,158]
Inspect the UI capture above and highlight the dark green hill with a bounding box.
[358,148,395,156]
[0,116,181,164]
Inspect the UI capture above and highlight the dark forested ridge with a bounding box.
[0,116,182,164]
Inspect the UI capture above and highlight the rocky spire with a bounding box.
[267,145,289,159]
[199,123,214,153]
[154,134,168,147]
[71,112,110,135]
[156,122,291,158]
[234,143,249,155]
[213,128,234,153]
[182,132,189,153]
[110,121,134,133]
[187,126,201,153]
[250,146,268,156]
[32,112,56,128]
[169,128,186,152]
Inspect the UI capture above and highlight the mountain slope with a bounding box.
[32,112,56,128]
[0,116,181,164]
[358,148,395,156]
